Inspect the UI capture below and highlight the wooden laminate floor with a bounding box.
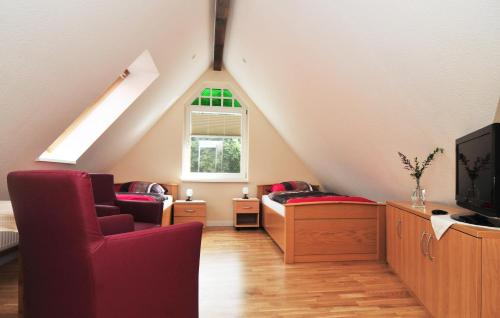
[0,228,428,318]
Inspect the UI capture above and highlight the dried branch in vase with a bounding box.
[398,147,444,186]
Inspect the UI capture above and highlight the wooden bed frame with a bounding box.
[257,184,386,264]
[115,182,179,226]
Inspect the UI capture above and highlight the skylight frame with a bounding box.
[37,50,159,164]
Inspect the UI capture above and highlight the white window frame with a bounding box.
[182,84,248,182]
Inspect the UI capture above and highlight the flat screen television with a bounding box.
[456,123,500,218]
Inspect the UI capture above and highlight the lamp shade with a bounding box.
[242,187,249,195]
[186,188,193,197]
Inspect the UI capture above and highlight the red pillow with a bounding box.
[271,183,286,192]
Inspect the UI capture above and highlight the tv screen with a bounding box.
[456,132,495,216]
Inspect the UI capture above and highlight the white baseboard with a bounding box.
[206,220,233,227]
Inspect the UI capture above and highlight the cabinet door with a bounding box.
[399,211,432,303]
[386,206,402,274]
[417,221,438,315]
[428,227,481,318]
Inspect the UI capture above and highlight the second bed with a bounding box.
[258,184,386,264]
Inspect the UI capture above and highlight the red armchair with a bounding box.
[90,173,163,230]
[7,170,203,318]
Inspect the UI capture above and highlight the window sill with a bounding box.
[180,177,248,183]
[36,158,77,165]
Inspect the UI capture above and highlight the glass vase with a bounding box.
[411,186,425,208]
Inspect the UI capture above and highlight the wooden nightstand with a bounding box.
[173,200,206,227]
[233,198,260,229]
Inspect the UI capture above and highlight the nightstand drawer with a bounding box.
[174,216,206,226]
[175,204,206,217]
[234,200,259,212]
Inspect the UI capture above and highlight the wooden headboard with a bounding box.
[115,183,179,201]
[257,184,320,199]
[161,184,179,201]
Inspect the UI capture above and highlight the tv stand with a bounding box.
[451,212,500,228]
[387,201,500,317]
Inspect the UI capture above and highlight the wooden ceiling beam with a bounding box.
[213,0,230,71]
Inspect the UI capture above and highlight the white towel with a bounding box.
[430,215,456,240]
[431,214,500,240]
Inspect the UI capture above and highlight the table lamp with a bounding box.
[186,188,193,201]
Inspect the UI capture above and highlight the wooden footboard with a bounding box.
[284,202,385,263]
[161,203,173,226]
[262,199,386,264]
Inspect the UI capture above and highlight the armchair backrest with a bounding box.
[7,170,103,318]
[89,173,117,205]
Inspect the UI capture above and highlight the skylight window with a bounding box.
[38,50,159,164]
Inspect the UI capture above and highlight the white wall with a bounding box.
[224,0,500,202]
[109,69,319,225]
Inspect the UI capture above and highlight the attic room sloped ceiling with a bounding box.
[1,0,500,203]
[224,0,500,202]
[0,0,213,198]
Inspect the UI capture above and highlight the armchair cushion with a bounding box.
[98,214,134,236]
[134,222,159,231]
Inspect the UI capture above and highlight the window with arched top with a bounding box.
[182,85,248,181]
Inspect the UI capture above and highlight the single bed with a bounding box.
[114,182,178,226]
[258,184,386,264]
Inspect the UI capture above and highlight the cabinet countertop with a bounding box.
[387,201,500,239]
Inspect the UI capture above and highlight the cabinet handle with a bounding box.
[396,220,402,239]
[184,209,195,213]
[242,206,253,209]
[426,235,435,261]
[420,232,428,256]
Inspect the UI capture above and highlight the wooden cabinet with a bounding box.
[386,205,402,275]
[233,198,259,228]
[386,205,417,286]
[401,211,423,294]
[173,200,206,227]
[387,202,493,318]
[431,223,481,317]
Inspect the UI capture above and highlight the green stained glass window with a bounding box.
[201,88,211,97]
[212,98,221,106]
[201,98,210,106]
[191,88,241,109]
[212,89,221,97]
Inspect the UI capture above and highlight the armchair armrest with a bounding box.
[98,214,134,236]
[93,222,203,318]
[115,199,163,224]
[95,204,120,217]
